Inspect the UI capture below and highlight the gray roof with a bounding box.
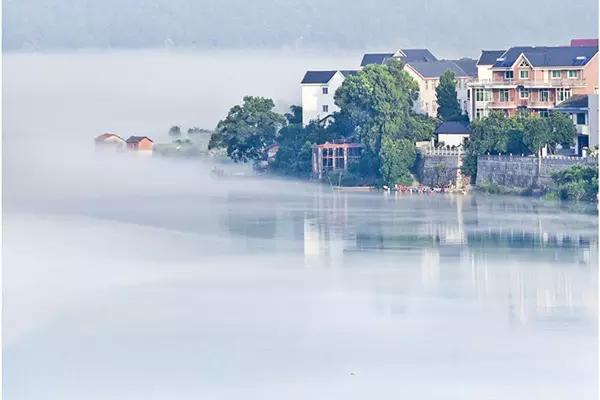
[448,58,477,77]
[435,121,470,135]
[360,48,438,66]
[477,50,506,66]
[126,136,153,143]
[340,70,359,77]
[407,60,470,78]
[360,53,394,66]
[492,46,598,68]
[301,70,338,84]
[555,95,588,110]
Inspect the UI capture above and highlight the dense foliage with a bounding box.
[209,96,285,162]
[462,111,577,177]
[435,70,467,122]
[380,138,416,186]
[548,164,598,201]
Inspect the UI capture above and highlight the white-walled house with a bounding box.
[404,60,474,117]
[435,121,470,147]
[555,94,599,154]
[300,70,357,126]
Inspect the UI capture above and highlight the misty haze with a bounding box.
[3,1,599,400]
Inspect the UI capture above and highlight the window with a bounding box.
[505,71,514,79]
[519,88,530,99]
[467,89,471,100]
[425,80,429,90]
[476,88,484,102]
[499,89,510,102]
[519,70,529,79]
[322,105,329,112]
[476,108,485,119]
[568,70,578,79]
[576,113,586,125]
[485,90,492,101]
[539,89,549,102]
[322,87,328,94]
[556,88,572,102]
[539,110,549,118]
[551,70,561,79]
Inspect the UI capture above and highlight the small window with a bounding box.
[476,108,484,119]
[576,113,586,125]
[499,89,510,102]
[539,110,549,118]
[519,88,529,99]
[519,70,529,79]
[425,81,429,90]
[568,70,578,79]
[505,71,514,79]
[322,105,329,112]
[539,89,549,102]
[322,87,328,94]
[551,70,561,79]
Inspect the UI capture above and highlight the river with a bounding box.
[3,51,598,399]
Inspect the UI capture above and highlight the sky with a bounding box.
[3,0,599,57]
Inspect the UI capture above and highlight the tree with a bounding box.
[169,125,182,138]
[436,70,466,122]
[379,137,416,186]
[547,111,577,152]
[284,105,303,125]
[209,96,285,163]
[522,115,548,157]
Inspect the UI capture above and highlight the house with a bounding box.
[300,70,358,126]
[360,48,438,67]
[571,38,599,47]
[126,136,154,154]
[404,60,475,116]
[467,45,599,120]
[435,121,470,147]
[94,133,126,151]
[312,142,364,179]
[554,94,599,155]
[266,143,280,162]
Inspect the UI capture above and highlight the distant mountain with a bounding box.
[3,0,598,55]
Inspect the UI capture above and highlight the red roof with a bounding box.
[314,142,364,149]
[95,133,125,142]
[570,38,599,47]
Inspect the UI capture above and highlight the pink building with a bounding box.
[469,44,598,119]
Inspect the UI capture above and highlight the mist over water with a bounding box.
[3,51,598,399]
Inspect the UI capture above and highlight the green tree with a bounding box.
[522,115,548,157]
[284,105,303,125]
[209,96,285,163]
[169,125,182,138]
[550,164,598,201]
[436,70,467,122]
[379,137,416,186]
[547,111,577,152]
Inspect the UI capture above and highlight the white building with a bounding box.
[435,121,470,147]
[555,94,599,154]
[404,60,475,117]
[300,70,357,126]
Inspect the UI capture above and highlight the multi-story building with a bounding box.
[361,48,477,117]
[555,94,599,154]
[468,45,599,120]
[300,70,357,126]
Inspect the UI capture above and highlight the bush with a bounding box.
[549,164,598,201]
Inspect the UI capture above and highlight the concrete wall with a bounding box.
[301,72,345,126]
[416,150,462,187]
[590,94,599,148]
[476,155,598,188]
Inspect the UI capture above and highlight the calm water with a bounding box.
[3,51,598,399]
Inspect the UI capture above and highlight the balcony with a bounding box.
[487,101,517,109]
[470,78,587,88]
[528,100,555,109]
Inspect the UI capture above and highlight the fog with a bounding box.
[4,0,599,57]
[3,51,599,399]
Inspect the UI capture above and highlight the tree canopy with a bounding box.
[435,70,467,122]
[209,96,285,163]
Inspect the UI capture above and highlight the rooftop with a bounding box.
[407,60,471,78]
[555,94,589,110]
[435,121,470,135]
[360,48,438,66]
[492,46,598,68]
[126,136,153,144]
[477,50,506,66]
[95,133,124,142]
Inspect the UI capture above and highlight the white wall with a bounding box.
[477,65,493,81]
[438,133,469,147]
[590,94,599,148]
[404,67,471,117]
[301,71,346,126]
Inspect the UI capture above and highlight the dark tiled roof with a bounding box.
[340,70,359,77]
[555,95,588,110]
[360,49,438,66]
[407,60,470,78]
[360,53,394,66]
[477,50,506,66]
[401,49,438,62]
[301,70,339,84]
[126,136,153,143]
[435,121,470,135]
[448,58,477,77]
[492,46,598,68]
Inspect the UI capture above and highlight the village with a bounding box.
[95,38,599,200]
